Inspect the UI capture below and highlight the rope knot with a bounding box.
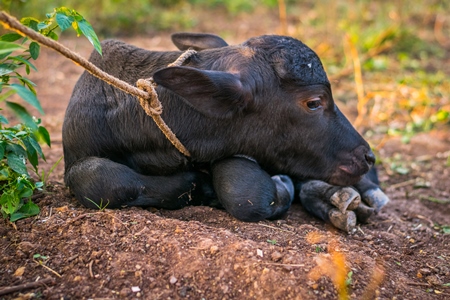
[136,78,162,116]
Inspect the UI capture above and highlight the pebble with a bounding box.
[271,251,283,262]
[131,286,141,292]
[257,249,263,257]
[419,268,432,275]
[210,245,219,254]
[169,275,178,284]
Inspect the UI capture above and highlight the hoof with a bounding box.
[272,175,295,203]
[354,203,375,223]
[362,188,389,212]
[328,209,357,232]
[330,187,361,214]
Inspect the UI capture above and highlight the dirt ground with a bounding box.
[1,30,450,299]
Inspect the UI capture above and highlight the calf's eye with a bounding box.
[306,99,322,111]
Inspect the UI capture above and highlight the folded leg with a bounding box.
[65,157,215,209]
[211,157,294,222]
[296,168,389,231]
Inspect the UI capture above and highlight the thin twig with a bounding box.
[257,223,295,234]
[389,179,416,190]
[88,260,94,278]
[258,262,305,267]
[0,278,55,296]
[406,282,430,287]
[410,241,426,249]
[33,260,62,278]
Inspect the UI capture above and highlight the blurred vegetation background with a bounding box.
[1,0,450,144]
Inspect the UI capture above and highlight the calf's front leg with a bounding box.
[211,157,294,222]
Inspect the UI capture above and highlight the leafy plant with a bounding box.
[0,7,101,221]
[345,271,353,286]
[0,118,46,221]
[85,197,110,211]
[33,253,49,261]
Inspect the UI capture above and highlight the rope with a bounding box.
[0,11,193,157]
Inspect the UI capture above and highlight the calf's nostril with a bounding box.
[365,150,376,166]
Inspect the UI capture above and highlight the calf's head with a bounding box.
[153,33,374,186]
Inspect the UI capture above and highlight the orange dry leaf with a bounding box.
[14,266,25,277]
[305,231,328,244]
[55,206,69,212]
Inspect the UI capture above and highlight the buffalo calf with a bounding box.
[63,33,388,231]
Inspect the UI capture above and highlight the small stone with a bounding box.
[179,286,190,297]
[271,251,283,262]
[426,275,441,285]
[210,245,219,254]
[419,268,432,275]
[131,286,141,293]
[257,249,263,257]
[119,287,131,297]
[170,275,178,284]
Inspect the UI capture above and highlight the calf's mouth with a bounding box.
[329,145,375,186]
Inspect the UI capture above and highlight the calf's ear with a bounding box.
[153,66,252,118]
[171,33,228,51]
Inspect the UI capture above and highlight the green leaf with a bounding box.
[0,115,8,124]
[0,192,21,215]
[19,187,33,198]
[77,19,102,55]
[28,135,44,159]
[0,41,25,55]
[22,136,37,169]
[24,135,44,166]
[47,31,59,41]
[37,21,51,31]
[9,56,38,72]
[6,152,28,175]
[5,102,37,130]
[9,84,44,114]
[0,63,18,76]
[20,17,40,31]
[0,33,23,42]
[55,12,74,32]
[6,143,27,157]
[0,140,5,158]
[29,42,40,60]
[0,89,16,103]
[17,75,37,90]
[0,51,12,60]
[0,167,9,180]
[37,126,51,147]
[10,200,40,222]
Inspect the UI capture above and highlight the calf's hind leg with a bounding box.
[65,157,215,209]
[296,180,360,232]
[296,168,390,232]
[211,157,295,222]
